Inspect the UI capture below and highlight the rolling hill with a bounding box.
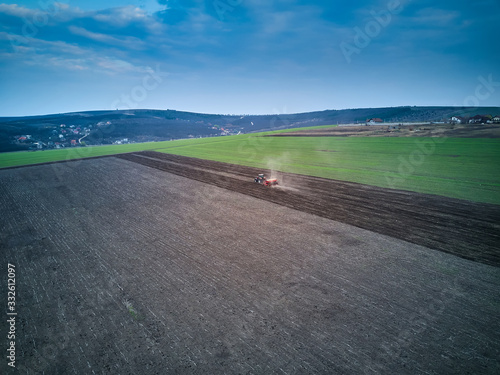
[1,106,498,153]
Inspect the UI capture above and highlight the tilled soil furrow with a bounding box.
[138,150,500,223]
[117,152,500,267]
[140,152,500,245]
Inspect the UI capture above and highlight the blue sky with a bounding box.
[0,0,499,116]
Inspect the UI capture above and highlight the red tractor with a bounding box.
[254,174,278,187]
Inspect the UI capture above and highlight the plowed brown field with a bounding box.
[118,151,500,267]
[1,154,499,374]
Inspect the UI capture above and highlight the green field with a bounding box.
[1,130,499,204]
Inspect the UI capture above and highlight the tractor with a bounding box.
[254,174,278,187]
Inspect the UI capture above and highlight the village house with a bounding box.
[366,118,383,125]
[469,115,491,124]
[450,116,464,124]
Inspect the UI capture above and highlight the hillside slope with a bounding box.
[1,106,498,152]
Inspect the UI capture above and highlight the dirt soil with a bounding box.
[1,155,499,374]
[119,151,500,268]
[268,123,500,137]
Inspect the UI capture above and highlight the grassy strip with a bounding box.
[1,129,499,204]
[0,126,315,168]
[153,136,500,205]
[0,142,172,168]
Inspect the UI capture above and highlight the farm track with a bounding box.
[118,151,500,268]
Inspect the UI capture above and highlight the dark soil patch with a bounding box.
[118,151,500,268]
[1,156,499,374]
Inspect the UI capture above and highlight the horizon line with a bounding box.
[1,105,500,119]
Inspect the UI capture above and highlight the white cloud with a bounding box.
[413,8,461,25]
[3,33,93,56]
[0,3,165,35]
[0,2,85,24]
[0,4,38,18]
[1,31,150,75]
[91,6,166,34]
[0,31,14,40]
[68,25,145,50]
[95,57,151,74]
[40,39,90,56]
[93,6,147,25]
[24,52,151,75]
[29,56,89,71]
